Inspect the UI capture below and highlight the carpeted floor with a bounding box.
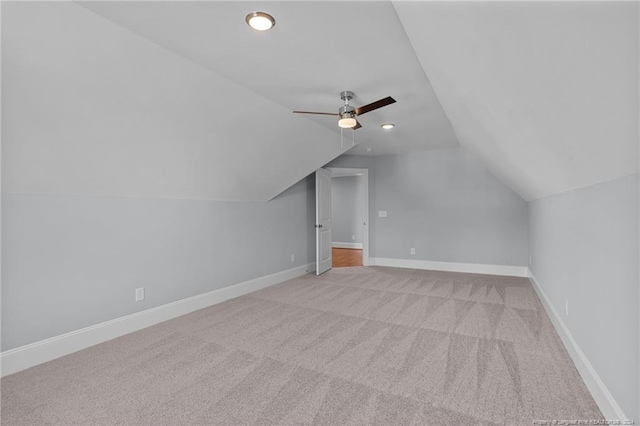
[1,266,602,425]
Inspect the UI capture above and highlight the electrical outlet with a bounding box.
[410,248,416,255]
[290,254,295,263]
[565,299,569,316]
[351,235,356,241]
[529,256,532,265]
[378,210,387,218]
[135,287,145,302]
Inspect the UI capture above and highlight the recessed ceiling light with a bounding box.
[246,12,276,31]
[381,123,395,130]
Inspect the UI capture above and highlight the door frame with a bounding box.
[325,167,370,266]
[315,168,333,275]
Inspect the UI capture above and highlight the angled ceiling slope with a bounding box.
[77,1,458,157]
[2,2,347,201]
[395,1,639,201]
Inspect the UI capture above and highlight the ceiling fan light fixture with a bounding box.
[246,12,275,31]
[338,115,357,129]
[381,123,395,130]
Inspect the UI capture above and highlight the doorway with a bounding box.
[326,167,369,267]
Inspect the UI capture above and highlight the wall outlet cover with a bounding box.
[135,287,145,302]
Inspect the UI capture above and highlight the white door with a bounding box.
[315,168,332,275]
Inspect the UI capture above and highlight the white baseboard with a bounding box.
[371,257,529,277]
[332,242,363,249]
[0,263,314,377]
[528,272,628,421]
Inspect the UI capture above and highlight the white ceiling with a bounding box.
[394,1,639,200]
[4,1,637,202]
[78,1,459,157]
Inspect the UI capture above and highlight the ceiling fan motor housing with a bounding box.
[339,105,355,117]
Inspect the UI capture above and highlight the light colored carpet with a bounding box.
[2,266,602,425]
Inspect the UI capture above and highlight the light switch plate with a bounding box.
[378,210,387,218]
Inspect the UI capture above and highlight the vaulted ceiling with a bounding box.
[394,1,638,200]
[2,1,637,201]
[78,1,459,157]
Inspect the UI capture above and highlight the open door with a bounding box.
[315,168,332,275]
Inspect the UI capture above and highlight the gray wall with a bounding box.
[374,148,529,266]
[1,177,316,351]
[331,176,364,244]
[529,174,639,420]
[1,1,322,352]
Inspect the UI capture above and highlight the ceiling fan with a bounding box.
[293,91,396,130]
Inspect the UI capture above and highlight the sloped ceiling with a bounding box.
[2,2,345,201]
[2,1,458,202]
[3,1,637,202]
[77,1,458,157]
[394,1,639,201]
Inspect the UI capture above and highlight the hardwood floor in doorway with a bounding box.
[332,248,363,267]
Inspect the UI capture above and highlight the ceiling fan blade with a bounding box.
[354,120,362,130]
[355,96,396,116]
[292,110,339,116]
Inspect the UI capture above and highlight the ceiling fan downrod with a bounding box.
[339,91,356,118]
